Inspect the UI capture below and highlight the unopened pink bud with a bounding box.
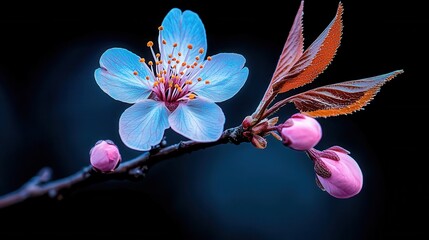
[279,113,322,151]
[89,140,121,173]
[315,146,363,199]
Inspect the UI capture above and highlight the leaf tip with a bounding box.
[384,69,404,82]
[394,69,404,75]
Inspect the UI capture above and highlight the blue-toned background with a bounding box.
[0,0,424,238]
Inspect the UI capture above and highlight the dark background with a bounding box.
[0,0,425,238]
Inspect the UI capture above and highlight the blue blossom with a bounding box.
[95,8,249,151]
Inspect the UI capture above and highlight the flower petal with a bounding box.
[160,8,207,63]
[119,99,170,151]
[169,99,225,142]
[95,48,152,103]
[193,53,248,102]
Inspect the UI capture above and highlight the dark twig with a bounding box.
[0,126,246,209]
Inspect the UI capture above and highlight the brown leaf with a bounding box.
[273,2,343,93]
[288,70,403,118]
[270,1,304,84]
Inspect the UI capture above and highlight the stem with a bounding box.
[0,126,246,209]
[251,86,277,121]
[260,96,292,120]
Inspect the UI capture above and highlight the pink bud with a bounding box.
[279,113,322,151]
[315,147,363,199]
[89,140,121,173]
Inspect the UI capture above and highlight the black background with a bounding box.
[0,0,426,238]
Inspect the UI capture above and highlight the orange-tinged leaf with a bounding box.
[251,1,305,120]
[287,70,403,118]
[274,2,344,93]
[270,1,304,83]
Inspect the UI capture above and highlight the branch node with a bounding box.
[38,167,53,183]
[129,166,148,179]
[150,136,168,154]
[227,126,246,145]
[178,141,185,149]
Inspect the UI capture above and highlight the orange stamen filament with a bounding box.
[140,30,215,102]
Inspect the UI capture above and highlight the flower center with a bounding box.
[132,26,212,107]
[165,101,179,112]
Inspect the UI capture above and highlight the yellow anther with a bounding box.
[177,87,182,92]
[186,80,193,85]
[147,41,154,47]
[158,26,164,31]
[148,61,153,66]
[157,73,161,78]
[205,80,210,84]
[163,70,167,74]
[172,65,177,69]
[156,61,161,65]
[173,43,178,47]
[199,48,204,54]
[188,93,196,99]
[197,77,202,81]
[139,58,145,63]
[174,84,180,88]
[168,81,173,88]
[187,44,193,49]
[160,78,165,84]
[145,76,150,80]
[207,56,212,61]
[156,53,161,58]
[133,71,138,75]
[159,60,163,64]
[153,81,159,87]
[162,39,167,44]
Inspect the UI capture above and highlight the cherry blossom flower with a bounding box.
[95,8,249,150]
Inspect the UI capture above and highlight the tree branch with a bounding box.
[0,126,246,209]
